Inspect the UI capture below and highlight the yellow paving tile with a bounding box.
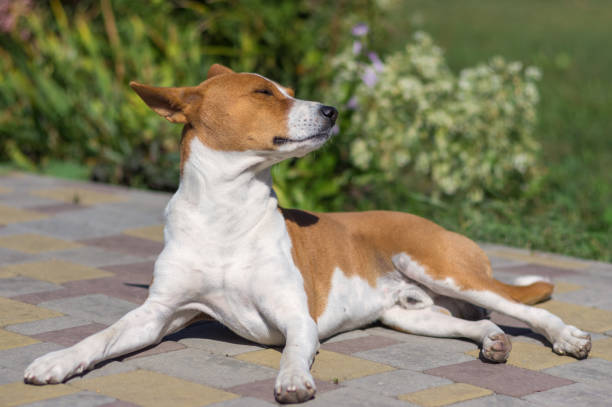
[31,187,125,206]
[536,300,612,333]
[591,337,612,361]
[0,234,82,254]
[235,348,394,382]
[0,328,39,350]
[466,341,576,370]
[70,369,238,407]
[398,383,493,407]
[0,381,78,407]
[488,249,588,270]
[0,186,12,194]
[0,259,113,284]
[553,281,582,294]
[0,297,63,327]
[123,224,165,242]
[0,204,48,225]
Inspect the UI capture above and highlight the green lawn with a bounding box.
[379,0,611,261]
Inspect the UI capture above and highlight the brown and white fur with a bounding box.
[25,64,591,404]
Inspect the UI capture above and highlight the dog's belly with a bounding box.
[316,268,420,339]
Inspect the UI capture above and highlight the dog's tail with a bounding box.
[491,275,554,305]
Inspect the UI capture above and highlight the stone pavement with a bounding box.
[1,171,612,407]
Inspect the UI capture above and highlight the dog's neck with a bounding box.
[174,136,281,237]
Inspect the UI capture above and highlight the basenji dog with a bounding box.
[25,64,591,403]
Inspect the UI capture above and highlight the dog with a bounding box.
[25,64,591,403]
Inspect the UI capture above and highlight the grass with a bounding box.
[378,0,611,261]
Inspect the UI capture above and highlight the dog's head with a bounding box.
[130,64,337,168]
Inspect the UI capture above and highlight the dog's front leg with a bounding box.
[24,299,178,384]
[274,316,319,403]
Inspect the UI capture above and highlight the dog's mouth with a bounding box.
[273,131,331,146]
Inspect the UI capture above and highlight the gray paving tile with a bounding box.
[306,386,417,407]
[0,246,38,263]
[451,394,538,406]
[523,382,612,407]
[67,360,138,382]
[208,396,276,407]
[128,348,277,388]
[322,329,371,344]
[20,391,115,407]
[542,358,612,387]
[39,294,139,325]
[168,321,265,356]
[0,365,23,385]
[6,315,90,335]
[0,342,63,371]
[0,276,62,297]
[39,247,143,268]
[554,287,612,310]
[354,332,476,371]
[343,369,452,397]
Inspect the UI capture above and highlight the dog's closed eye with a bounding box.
[254,89,273,96]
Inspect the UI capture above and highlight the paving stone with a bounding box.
[0,234,82,254]
[0,297,63,326]
[424,359,574,397]
[321,329,371,343]
[39,294,138,325]
[542,358,612,387]
[236,348,395,382]
[535,300,612,333]
[15,216,122,240]
[466,341,576,370]
[0,342,63,371]
[485,249,589,270]
[30,187,126,206]
[29,203,88,214]
[552,281,583,295]
[39,246,143,268]
[522,382,612,406]
[19,391,115,407]
[31,323,108,347]
[119,340,186,361]
[354,337,476,371]
[0,193,60,209]
[5,316,90,336]
[130,348,277,388]
[554,286,612,310]
[208,396,276,407]
[100,261,155,285]
[1,259,114,284]
[399,383,493,407]
[97,402,140,407]
[166,321,264,356]
[70,369,238,407]
[343,369,452,397]
[449,394,537,406]
[305,386,414,407]
[0,366,23,385]
[591,337,612,361]
[487,256,527,269]
[225,378,339,405]
[0,204,48,225]
[494,264,581,279]
[123,224,164,242]
[0,328,39,350]
[0,246,38,265]
[321,334,401,354]
[0,276,62,297]
[79,235,163,258]
[67,360,138,382]
[0,382,78,407]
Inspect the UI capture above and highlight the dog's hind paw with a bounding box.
[482,332,512,363]
[24,349,89,385]
[274,368,316,404]
[553,325,591,359]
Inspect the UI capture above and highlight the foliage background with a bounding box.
[0,0,610,261]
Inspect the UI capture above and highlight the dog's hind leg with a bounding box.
[24,299,183,384]
[381,306,512,362]
[392,252,591,359]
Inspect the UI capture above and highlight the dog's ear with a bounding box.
[207,64,234,79]
[283,87,295,97]
[130,82,200,124]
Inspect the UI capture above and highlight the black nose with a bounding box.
[319,105,338,124]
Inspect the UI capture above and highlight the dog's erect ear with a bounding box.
[207,64,234,79]
[130,82,200,124]
[283,87,295,97]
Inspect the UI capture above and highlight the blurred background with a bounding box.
[0,0,610,261]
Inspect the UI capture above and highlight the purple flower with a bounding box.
[347,96,359,110]
[351,23,368,37]
[352,41,363,55]
[361,67,378,88]
[368,52,384,72]
[331,124,340,135]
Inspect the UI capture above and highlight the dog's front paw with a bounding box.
[553,325,591,359]
[24,349,89,385]
[482,332,512,362]
[274,369,316,404]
